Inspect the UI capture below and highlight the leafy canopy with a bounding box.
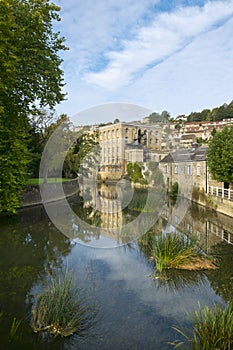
[207,126,233,183]
[0,0,67,213]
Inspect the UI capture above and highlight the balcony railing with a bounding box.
[208,186,233,201]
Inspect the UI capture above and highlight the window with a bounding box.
[187,165,192,175]
[188,223,193,233]
[197,166,201,176]
[164,165,168,173]
[174,165,178,174]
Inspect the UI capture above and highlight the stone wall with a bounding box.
[21,178,79,208]
[193,193,233,218]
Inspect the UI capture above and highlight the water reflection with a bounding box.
[154,269,207,292]
[0,206,72,349]
[0,188,233,349]
[206,241,233,304]
[68,183,233,251]
[66,180,165,247]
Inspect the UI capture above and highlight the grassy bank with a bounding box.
[27,178,70,185]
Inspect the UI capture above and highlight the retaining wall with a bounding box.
[21,178,79,208]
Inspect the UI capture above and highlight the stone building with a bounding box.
[159,146,207,198]
[98,122,162,180]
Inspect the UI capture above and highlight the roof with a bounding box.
[160,147,207,163]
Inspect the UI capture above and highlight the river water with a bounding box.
[0,184,233,349]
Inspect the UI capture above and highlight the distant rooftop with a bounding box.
[160,147,207,163]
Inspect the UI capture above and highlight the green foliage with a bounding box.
[207,126,233,183]
[127,162,144,183]
[0,0,67,213]
[65,131,100,178]
[170,182,179,198]
[0,116,29,213]
[32,270,94,337]
[171,303,233,349]
[147,111,170,124]
[186,101,233,122]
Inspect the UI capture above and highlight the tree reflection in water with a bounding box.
[0,206,72,349]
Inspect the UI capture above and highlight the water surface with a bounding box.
[0,186,233,349]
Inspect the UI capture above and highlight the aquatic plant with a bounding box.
[151,233,216,272]
[170,303,233,349]
[10,317,23,339]
[32,271,94,337]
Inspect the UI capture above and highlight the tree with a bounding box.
[0,0,67,213]
[66,131,100,178]
[207,126,233,184]
[161,110,170,120]
[148,112,161,123]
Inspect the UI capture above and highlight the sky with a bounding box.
[54,0,233,125]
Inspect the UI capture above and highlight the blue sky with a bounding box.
[54,0,233,124]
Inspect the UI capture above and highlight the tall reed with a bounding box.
[171,303,233,349]
[151,233,214,272]
[32,271,94,337]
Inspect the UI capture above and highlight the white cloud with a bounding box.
[55,0,233,121]
[56,0,160,76]
[84,0,233,89]
[122,15,233,116]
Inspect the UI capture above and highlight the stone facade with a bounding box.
[159,147,207,197]
[98,122,162,180]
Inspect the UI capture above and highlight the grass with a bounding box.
[32,271,94,337]
[151,233,216,272]
[170,303,233,349]
[27,178,70,185]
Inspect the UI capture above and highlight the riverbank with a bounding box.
[21,178,79,208]
[191,190,233,218]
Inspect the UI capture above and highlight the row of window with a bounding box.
[101,166,121,172]
[102,147,121,155]
[164,164,201,176]
[100,129,160,139]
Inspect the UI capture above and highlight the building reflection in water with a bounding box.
[160,196,233,252]
[78,179,233,249]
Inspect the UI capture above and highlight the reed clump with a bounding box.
[151,233,216,272]
[32,271,93,337]
[171,303,233,349]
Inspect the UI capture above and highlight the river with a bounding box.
[0,183,233,349]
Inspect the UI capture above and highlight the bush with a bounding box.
[127,162,144,183]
